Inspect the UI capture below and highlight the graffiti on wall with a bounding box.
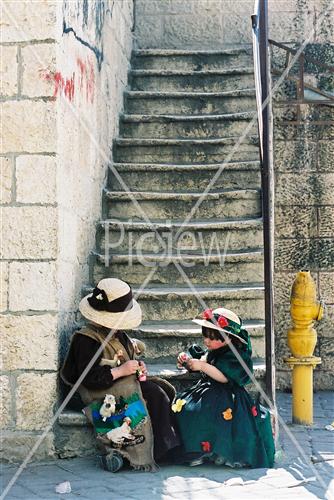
[42,56,95,103]
[62,0,115,70]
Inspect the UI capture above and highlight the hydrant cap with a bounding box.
[290,270,318,306]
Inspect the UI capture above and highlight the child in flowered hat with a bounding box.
[174,307,275,469]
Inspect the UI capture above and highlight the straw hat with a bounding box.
[192,307,248,344]
[79,278,142,330]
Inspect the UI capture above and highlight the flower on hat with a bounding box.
[218,316,228,328]
[203,309,213,320]
[172,399,186,413]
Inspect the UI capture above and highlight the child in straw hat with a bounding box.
[61,278,180,472]
[173,307,275,468]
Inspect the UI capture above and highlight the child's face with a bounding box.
[203,336,229,350]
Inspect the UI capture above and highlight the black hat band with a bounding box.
[87,287,133,313]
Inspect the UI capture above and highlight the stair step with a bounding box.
[130,68,255,92]
[98,217,263,253]
[83,283,265,322]
[125,89,256,115]
[133,319,265,361]
[113,137,259,163]
[132,48,253,71]
[58,360,265,427]
[109,161,261,191]
[120,112,257,139]
[104,188,261,219]
[133,283,265,321]
[92,249,264,285]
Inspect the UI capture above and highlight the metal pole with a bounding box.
[259,0,275,402]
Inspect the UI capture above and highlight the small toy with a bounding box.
[106,417,134,444]
[99,349,125,368]
[177,352,191,369]
[99,394,116,421]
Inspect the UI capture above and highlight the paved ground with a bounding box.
[1,392,333,500]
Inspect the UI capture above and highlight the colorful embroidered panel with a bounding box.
[90,392,148,434]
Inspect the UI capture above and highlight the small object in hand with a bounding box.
[136,368,147,382]
[177,352,190,369]
[55,481,71,494]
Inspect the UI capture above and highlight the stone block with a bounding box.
[0,45,18,96]
[0,314,58,370]
[318,206,334,238]
[135,0,191,15]
[274,238,318,271]
[0,262,9,312]
[54,424,96,459]
[314,7,334,43]
[16,373,57,430]
[134,15,164,49]
[317,140,334,171]
[222,14,252,44]
[317,304,334,337]
[164,14,224,49]
[0,376,12,428]
[319,272,334,304]
[273,140,318,172]
[16,155,56,204]
[9,261,57,311]
[276,172,334,206]
[1,101,56,153]
[269,11,313,42]
[1,1,56,42]
[0,156,13,204]
[0,207,57,259]
[314,369,334,391]
[317,239,334,269]
[275,206,317,238]
[0,431,55,462]
[318,336,334,370]
[21,42,56,97]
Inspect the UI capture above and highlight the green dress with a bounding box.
[176,344,275,468]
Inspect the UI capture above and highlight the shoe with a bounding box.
[99,451,124,472]
[188,453,212,467]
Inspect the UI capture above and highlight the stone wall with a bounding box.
[0,0,134,461]
[273,103,334,391]
[134,0,333,49]
[271,2,333,391]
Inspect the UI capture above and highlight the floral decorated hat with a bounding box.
[192,307,248,345]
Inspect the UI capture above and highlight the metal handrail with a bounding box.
[269,39,334,121]
[252,0,275,402]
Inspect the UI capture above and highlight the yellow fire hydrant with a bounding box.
[284,270,324,425]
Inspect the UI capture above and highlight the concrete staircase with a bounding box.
[97,47,264,366]
[57,48,265,457]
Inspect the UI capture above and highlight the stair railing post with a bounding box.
[259,0,275,402]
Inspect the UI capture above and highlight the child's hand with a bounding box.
[138,360,148,375]
[177,352,190,369]
[187,359,203,372]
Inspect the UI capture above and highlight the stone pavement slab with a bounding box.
[1,392,334,499]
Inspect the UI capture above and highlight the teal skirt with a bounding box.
[176,378,275,468]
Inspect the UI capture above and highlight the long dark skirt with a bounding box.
[141,380,181,461]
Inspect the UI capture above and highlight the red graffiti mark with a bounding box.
[76,57,95,104]
[42,71,75,102]
[42,57,95,104]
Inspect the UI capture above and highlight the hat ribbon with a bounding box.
[88,287,133,313]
